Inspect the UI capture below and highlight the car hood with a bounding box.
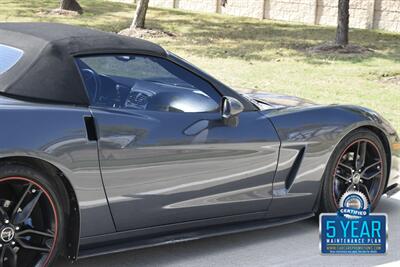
[238,90,316,110]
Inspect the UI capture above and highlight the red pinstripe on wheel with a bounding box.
[0,176,59,267]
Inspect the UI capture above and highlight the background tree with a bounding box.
[335,0,350,46]
[60,0,83,13]
[131,0,150,29]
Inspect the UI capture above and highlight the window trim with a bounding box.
[75,53,223,113]
[167,51,258,112]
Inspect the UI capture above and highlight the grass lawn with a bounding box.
[1,0,399,132]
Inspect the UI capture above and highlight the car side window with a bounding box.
[76,55,221,113]
[0,44,23,75]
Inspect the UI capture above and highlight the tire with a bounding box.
[320,129,387,213]
[0,163,65,267]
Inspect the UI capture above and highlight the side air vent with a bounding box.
[84,116,98,141]
[285,147,305,190]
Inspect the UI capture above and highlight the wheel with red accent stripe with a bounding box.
[320,129,388,213]
[0,164,64,267]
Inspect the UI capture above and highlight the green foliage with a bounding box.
[1,0,399,131]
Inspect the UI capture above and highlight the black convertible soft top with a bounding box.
[0,23,166,105]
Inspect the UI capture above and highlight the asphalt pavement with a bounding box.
[56,193,400,267]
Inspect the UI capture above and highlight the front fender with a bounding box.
[263,104,399,217]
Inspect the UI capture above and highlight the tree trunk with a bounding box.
[60,0,83,13]
[335,0,350,46]
[131,0,150,29]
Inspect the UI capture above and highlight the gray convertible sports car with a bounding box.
[0,23,399,267]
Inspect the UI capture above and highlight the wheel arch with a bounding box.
[0,156,80,261]
[359,125,392,188]
[327,124,391,187]
[314,124,392,213]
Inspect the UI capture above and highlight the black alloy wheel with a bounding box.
[321,129,387,212]
[0,164,64,267]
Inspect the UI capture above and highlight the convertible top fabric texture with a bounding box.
[0,23,166,105]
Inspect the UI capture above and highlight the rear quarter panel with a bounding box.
[0,99,115,237]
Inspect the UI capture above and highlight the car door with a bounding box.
[76,54,280,231]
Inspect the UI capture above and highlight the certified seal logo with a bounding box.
[320,190,387,255]
[338,191,369,219]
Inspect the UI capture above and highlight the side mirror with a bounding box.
[221,96,244,119]
[221,96,244,126]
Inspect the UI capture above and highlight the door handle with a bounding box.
[84,116,98,141]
